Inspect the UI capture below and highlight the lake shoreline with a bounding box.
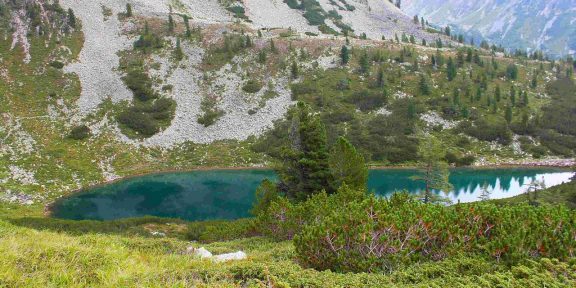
[68,158,576,194]
[45,158,574,217]
[47,165,576,221]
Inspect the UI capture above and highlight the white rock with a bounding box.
[213,251,247,262]
[188,247,213,259]
[185,246,247,262]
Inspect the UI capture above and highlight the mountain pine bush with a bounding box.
[293,193,576,272]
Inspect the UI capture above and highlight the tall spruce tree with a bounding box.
[277,102,334,201]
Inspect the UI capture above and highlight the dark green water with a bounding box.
[51,168,574,221]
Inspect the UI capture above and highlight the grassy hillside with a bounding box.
[1,3,575,206]
[1,215,575,287]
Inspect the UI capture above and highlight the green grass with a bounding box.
[0,216,574,287]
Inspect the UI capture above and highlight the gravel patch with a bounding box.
[245,0,318,32]
[420,111,460,130]
[8,165,37,185]
[10,9,31,64]
[132,42,293,147]
[61,0,134,114]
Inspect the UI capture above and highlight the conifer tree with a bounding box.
[411,136,453,204]
[522,90,529,106]
[358,51,370,74]
[376,67,385,88]
[495,85,501,102]
[168,14,175,33]
[291,61,299,79]
[447,57,457,81]
[531,73,538,88]
[407,101,416,119]
[126,3,133,17]
[68,8,76,28]
[510,86,516,106]
[340,45,349,65]
[452,88,460,105]
[505,105,513,123]
[277,103,334,201]
[419,74,430,95]
[258,50,267,64]
[329,137,368,191]
[174,37,183,61]
[184,15,192,37]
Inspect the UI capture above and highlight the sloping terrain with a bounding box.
[0,0,574,206]
[402,0,576,57]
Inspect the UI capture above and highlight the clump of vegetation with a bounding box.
[284,0,351,34]
[197,96,225,127]
[292,192,576,273]
[134,22,164,53]
[242,80,263,94]
[68,125,91,140]
[118,63,176,138]
[123,69,158,102]
[203,33,253,70]
[49,61,64,69]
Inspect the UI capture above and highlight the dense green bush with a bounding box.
[444,151,475,166]
[257,185,365,241]
[134,31,164,52]
[68,125,91,140]
[118,109,158,136]
[463,118,512,145]
[290,82,317,100]
[242,80,263,94]
[49,60,64,69]
[346,89,387,112]
[197,97,225,127]
[123,69,157,102]
[292,193,576,273]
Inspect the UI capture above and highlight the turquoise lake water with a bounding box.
[50,168,575,221]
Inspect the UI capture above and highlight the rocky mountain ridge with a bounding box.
[402,0,576,57]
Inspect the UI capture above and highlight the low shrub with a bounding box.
[49,60,64,69]
[186,218,258,243]
[68,125,91,140]
[463,118,512,145]
[134,32,164,52]
[292,193,576,273]
[118,109,158,136]
[197,96,224,127]
[444,151,475,166]
[242,80,263,94]
[346,89,387,112]
[123,69,157,102]
[290,83,317,100]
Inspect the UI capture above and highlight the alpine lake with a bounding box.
[50,168,575,221]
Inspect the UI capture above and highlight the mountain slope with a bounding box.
[402,0,576,57]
